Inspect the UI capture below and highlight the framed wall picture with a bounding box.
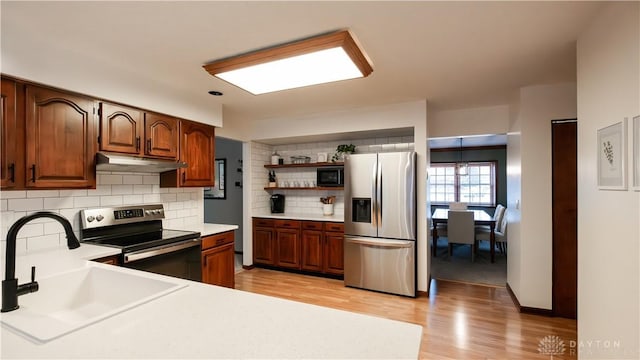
[597,119,627,190]
[204,158,226,199]
[633,115,640,191]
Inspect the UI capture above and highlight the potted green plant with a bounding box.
[332,144,356,162]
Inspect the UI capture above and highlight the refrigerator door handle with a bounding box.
[377,162,382,226]
[371,161,378,228]
[345,236,413,249]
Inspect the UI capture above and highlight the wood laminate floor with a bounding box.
[235,268,577,359]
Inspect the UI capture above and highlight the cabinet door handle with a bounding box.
[146,139,151,153]
[182,171,186,184]
[136,136,141,151]
[30,164,36,182]
[8,163,15,182]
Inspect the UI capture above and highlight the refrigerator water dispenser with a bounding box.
[352,198,371,223]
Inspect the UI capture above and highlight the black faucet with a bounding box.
[1,211,80,312]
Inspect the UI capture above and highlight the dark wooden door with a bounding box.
[99,102,143,155]
[180,120,215,187]
[276,228,301,269]
[1,79,17,189]
[202,243,235,289]
[253,226,276,266]
[552,120,577,319]
[144,112,178,159]
[25,86,96,189]
[301,229,323,272]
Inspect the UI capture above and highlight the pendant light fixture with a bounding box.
[457,137,468,176]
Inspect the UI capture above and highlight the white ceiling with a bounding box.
[1,1,603,131]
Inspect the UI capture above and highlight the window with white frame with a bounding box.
[429,162,496,206]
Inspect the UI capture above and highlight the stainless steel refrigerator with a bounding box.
[344,151,417,297]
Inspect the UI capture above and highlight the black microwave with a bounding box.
[317,168,344,187]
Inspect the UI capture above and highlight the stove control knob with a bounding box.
[145,210,152,215]
[86,216,95,222]
[154,210,160,214]
[96,215,104,222]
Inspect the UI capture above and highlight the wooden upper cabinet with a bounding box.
[145,112,178,159]
[25,85,97,189]
[162,120,215,187]
[1,79,17,189]
[99,102,143,155]
[181,120,215,186]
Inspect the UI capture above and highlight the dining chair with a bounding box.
[447,210,476,261]
[430,215,448,257]
[476,204,505,232]
[449,202,468,210]
[476,208,508,254]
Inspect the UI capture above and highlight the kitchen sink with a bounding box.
[0,264,187,342]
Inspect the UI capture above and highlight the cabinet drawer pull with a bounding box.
[30,164,36,182]
[136,136,141,151]
[8,163,15,182]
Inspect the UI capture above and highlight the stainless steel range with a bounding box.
[79,204,202,282]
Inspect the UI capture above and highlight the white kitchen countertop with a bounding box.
[1,244,422,359]
[253,212,345,222]
[170,223,238,237]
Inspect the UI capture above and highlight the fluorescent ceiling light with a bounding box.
[203,30,373,95]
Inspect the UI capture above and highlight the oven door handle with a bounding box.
[123,238,201,263]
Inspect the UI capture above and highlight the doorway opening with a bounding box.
[204,136,244,273]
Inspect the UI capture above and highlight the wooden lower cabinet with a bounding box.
[324,230,344,276]
[276,227,301,269]
[253,217,343,277]
[253,218,276,266]
[301,229,324,272]
[91,255,120,265]
[201,231,235,289]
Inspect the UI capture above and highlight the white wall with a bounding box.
[506,96,523,297]
[507,83,577,309]
[428,105,510,138]
[577,2,639,358]
[241,101,431,292]
[0,172,204,254]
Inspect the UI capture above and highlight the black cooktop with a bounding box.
[82,228,201,253]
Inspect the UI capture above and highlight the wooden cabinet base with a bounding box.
[91,255,120,265]
[201,231,235,289]
[253,217,344,279]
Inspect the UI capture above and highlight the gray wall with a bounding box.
[430,147,507,215]
[205,137,244,252]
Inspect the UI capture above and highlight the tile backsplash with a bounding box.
[0,171,203,254]
[251,136,414,216]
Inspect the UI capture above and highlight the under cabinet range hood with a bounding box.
[96,153,187,173]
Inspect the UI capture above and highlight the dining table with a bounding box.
[431,208,497,263]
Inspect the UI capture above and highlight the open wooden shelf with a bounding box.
[264,186,344,191]
[264,162,343,169]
